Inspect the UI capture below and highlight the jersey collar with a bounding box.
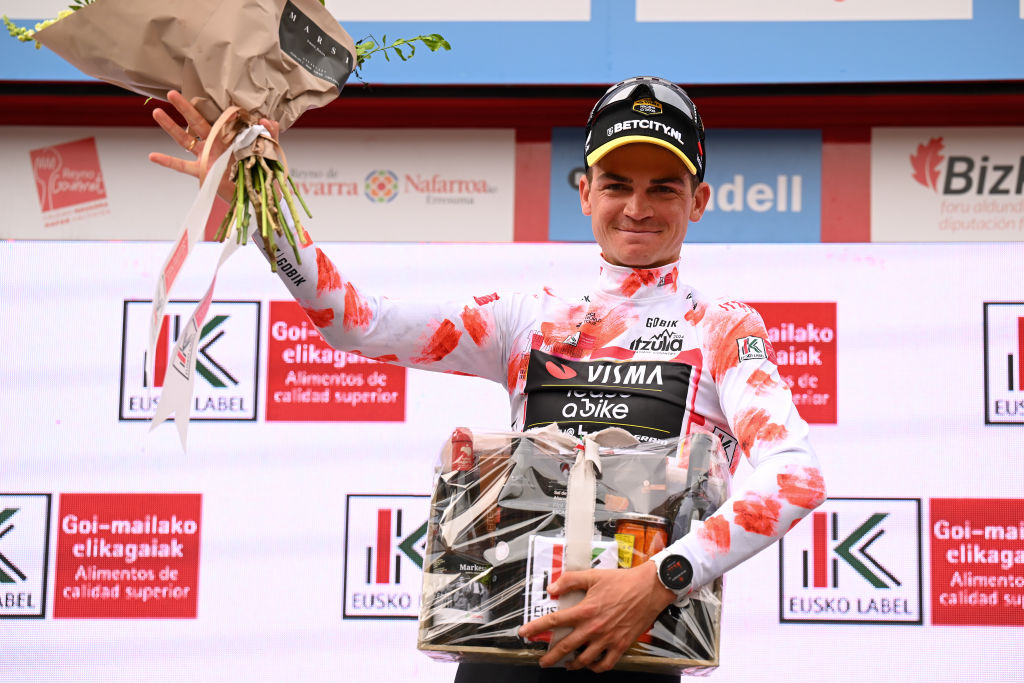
[597,257,681,299]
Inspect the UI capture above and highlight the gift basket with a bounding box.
[417,425,732,675]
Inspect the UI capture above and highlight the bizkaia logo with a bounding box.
[779,498,923,625]
[911,137,1024,196]
[930,498,1024,626]
[984,303,1024,424]
[119,300,260,421]
[30,137,110,229]
[875,128,1024,239]
[53,493,202,618]
[343,494,429,619]
[748,302,837,424]
[0,494,51,619]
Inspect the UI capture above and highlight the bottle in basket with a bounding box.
[427,428,494,644]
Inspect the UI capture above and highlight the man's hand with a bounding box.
[148,90,281,203]
[518,561,677,673]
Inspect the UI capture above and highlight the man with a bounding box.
[151,76,825,681]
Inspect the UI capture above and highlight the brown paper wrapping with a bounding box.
[35,0,356,131]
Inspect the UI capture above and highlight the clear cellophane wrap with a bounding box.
[417,425,732,675]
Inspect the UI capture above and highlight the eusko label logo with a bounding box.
[364,169,400,203]
[984,302,1024,424]
[0,494,51,619]
[343,494,429,619]
[779,498,922,625]
[30,137,111,228]
[119,300,260,421]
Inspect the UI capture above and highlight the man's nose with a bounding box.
[623,191,654,220]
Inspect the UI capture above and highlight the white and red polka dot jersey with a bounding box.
[262,237,826,592]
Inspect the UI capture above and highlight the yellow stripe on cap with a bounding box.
[586,135,697,177]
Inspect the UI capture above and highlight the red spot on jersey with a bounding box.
[664,267,678,292]
[758,422,788,442]
[446,370,478,377]
[545,360,577,380]
[343,282,373,330]
[698,515,730,555]
[367,353,399,363]
[414,319,461,363]
[747,369,777,394]
[733,492,782,537]
[620,268,658,298]
[315,248,342,295]
[778,466,826,509]
[684,301,706,325]
[733,406,788,458]
[507,352,529,392]
[460,305,490,346]
[543,286,556,297]
[302,306,334,328]
[473,292,500,306]
[703,304,770,383]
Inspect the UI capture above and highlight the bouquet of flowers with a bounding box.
[5,0,448,447]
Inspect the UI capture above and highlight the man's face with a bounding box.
[580,143,710,269]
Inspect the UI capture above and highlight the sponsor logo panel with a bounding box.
[0,494,51,619]
[53,493,202,618]
[984,303,1024,424]
[343,494,429,619]
[780,498,922,624]
[265,301,406,422]
[748,302,837,424]
[930,498,1024,626]
[278,129,515,242]
[549,128,821,243]
[873,128,1024,241]
[522,349,692,442]
[635,0,972,21]
[119,300,260,422]
[30,136,111,228]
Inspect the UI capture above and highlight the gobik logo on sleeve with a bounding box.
[343,494,428,619]
[984,303,1024,424]
[53,493,202,619]
[119,300,260,421]
[0,494,51,619]
[779,498,922,624]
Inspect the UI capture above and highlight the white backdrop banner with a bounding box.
[0,127,515,243]
[1,241,1023,681]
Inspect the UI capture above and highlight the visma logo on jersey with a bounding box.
[343,494,430,619]
[119,300,260,421]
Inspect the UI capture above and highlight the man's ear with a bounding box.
[580,172,592,216]
[690,181,711,222]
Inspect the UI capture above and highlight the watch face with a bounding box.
[659,554,693,591]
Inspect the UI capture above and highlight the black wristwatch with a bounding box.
[655,553,694,595]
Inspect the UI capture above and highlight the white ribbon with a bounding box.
[548,427,637,662]
[146,125,268,450]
